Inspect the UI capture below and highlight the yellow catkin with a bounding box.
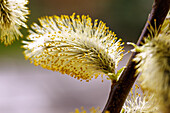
[129,13,170,112]
[22,13,125,81]
[0,0,30,46]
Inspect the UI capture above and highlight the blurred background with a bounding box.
[0,0,152,113]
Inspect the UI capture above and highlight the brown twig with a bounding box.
[102,0,170,113]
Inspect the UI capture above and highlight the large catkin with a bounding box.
[22,13,125,81]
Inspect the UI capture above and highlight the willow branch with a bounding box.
[103,0,170,113]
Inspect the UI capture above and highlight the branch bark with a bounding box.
[103,0,170,113]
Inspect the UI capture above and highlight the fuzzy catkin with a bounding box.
[22,13,124,81]
[0,0,29,45]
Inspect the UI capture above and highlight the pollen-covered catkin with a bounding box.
[130,13,170,112]
[122,84,158,113]
[22,13,124,81]
[0,0,29,45]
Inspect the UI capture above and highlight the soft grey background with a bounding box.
[0,0,152,113]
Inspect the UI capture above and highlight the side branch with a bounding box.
[103,0,170,113]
